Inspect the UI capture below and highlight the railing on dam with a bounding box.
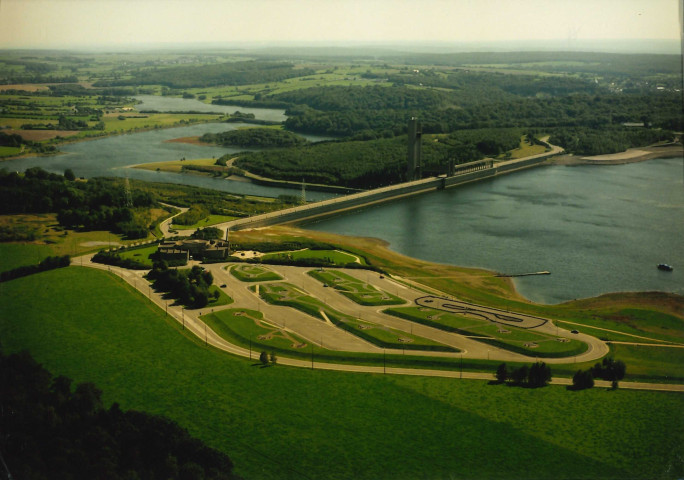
[452,159,494,175]
[222,148,562,234]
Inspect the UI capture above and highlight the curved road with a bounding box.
[73,255,684,392]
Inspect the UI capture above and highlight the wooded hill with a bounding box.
[94,60,315,88]
[201,128,308,148]
[232,128,523,189]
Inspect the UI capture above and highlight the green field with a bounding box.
[387,306,588,358]
[257,282,457,352]
[118,244,159,267]
[261,248,364,265]
[1,267,682,480]
[0,242,55,272]
[0,145,22,157]
[172,214,238,229]
[308,269,404,306]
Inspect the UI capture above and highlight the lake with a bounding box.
[305,158,684,304]
[133,95,288,122]
[1,97,332,200]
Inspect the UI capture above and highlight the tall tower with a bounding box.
[407,117,422,181]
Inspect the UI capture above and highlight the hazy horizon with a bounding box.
[1,0,681,54]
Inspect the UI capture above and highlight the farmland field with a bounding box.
[1,267,682,480]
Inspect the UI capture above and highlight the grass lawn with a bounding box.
[308,269,404,306]
[0,145,22,157]
[229,264,283,282]
[0,242,55,272]
[1,267,682,480]
[172,214,238,229]
[208,285,233,307]
[118,244,159,268]
[257,282,457,353]
[261,249,364,266]
[387,306,588,358]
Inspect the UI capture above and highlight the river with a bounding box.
[3,96,682,303]
[1,99,332,200]
[305,158,684,304]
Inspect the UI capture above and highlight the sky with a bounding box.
[0,0,681,51]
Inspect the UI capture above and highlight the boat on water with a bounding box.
[657,264,674,272]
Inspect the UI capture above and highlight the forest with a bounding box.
[0,349,238,479]
[93,60,315,88]
[0,167,154,239]
[274,84,681,136]
[200,127,308,148]
[232,128,523,188]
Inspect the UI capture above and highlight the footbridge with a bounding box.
[210,146,562,236]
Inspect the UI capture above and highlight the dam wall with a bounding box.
[227,150,559,232]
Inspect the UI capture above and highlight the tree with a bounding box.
[572,369,594,390]
[259,351,269,366]
[495,363,509,383]
[64,168,76,181]
[510,365,528,385]
[269,351,277,365]
[527,361,552,388]
[592,357,626,387]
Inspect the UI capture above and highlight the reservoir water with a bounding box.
[133,95,288,122]
[1,99,331,200]
[306,158,684,304]
[2,93,681,303]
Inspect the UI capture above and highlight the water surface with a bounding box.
[306,158,684,304]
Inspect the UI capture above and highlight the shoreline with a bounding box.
[0,117,224,162]
[550,143,683,165]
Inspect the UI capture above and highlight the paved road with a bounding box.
[72,256,684,392]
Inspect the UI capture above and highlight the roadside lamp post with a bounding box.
[165,301,168,316]
[182,307,184,330]
[460,353,463,379]
[205,323,208,346]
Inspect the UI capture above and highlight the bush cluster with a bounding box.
[495,361,552,388]
[147,262,216,309]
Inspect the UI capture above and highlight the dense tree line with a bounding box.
[495,362,552,388]
[147,262,217,309]
[547,126,674,155]
[0,349,238,480]
[0,255,70,282]
[93,61,315,88]
[201,128,308,148]
[275,82,682,136]
[0,168,155,239]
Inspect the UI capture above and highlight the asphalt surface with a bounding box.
[73,255,684,392]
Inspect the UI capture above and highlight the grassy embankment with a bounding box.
[1,267,683,480]
[228,226,684,380]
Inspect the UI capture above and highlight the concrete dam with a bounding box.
[224,146,562,233]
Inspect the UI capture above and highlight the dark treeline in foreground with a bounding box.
[0,349,239,480]
[0,167,154,239]
[0,254,70,282]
